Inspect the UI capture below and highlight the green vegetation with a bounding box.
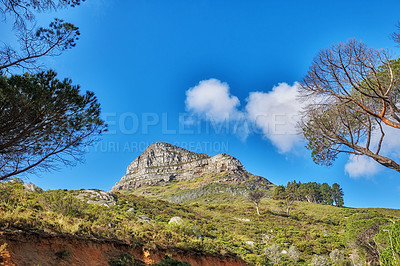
[130,173,274,204]
[247,190,266,216]
[0,181,399,265]
[109,253,146,266]
[377,220,400,265]
[0,1,105,181]
[0,71,106,180]
[55,249,71,259]
[151,255,190,266]
[273,181,344,207]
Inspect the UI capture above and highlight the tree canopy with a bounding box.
[247,190,266,215]
[0,71,105,180]
[0,0,105,180]
[273,181,344,207]
[299,39,400,173]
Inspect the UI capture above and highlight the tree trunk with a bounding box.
[305,195,312,202]
[256,203,260,216]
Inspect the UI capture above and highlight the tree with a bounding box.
[283,181,298,215]
[299,182,320,203]
[331,183,344,207]
[1,0,83,72]
[0,1,105,180]
[247,190,265,215]
[320,183,333,205]
[272,181,344,209]
[299,39,400,173]
[0,71,105,180]
[272,185,285,200]
[392,22,400,45]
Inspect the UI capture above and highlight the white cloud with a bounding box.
[345,155,381,178]
[184,79,400,177]
[185,80,304,152]
[245,82,304,153]
[344,124,400,178]
[377,124,400,158]
[185,79,242,122]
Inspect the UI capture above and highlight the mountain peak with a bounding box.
[110,142,272,193]
[127,142,210,172]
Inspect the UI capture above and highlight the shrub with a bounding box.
[151,254,190,266]
[108,253,144,266]
[264,244,282,265]
[55,249,71,259]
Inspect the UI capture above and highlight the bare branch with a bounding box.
[0,18,80,72]
[299,39,400,174]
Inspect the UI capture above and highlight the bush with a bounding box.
[55,249,71,259]
[151,254,190,266]
[108,253,145,266]
[264,244,281,265]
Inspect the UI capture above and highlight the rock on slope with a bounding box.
[111,142,273,194]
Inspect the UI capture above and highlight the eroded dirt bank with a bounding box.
[0,231,247,266]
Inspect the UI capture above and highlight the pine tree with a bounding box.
[332,183,344,207]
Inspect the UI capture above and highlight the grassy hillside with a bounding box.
[131,172,275,204]
[0,181,399,265]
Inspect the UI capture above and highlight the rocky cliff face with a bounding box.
[111,142,272,192]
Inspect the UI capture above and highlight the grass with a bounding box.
[132,173,274,204]
[0,181,398,265]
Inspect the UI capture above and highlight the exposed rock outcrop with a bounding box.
[23,182,42,192]
[111,142,272,192]
[74,189,116,207]
[3,178,42,192]
[168,217,184,226]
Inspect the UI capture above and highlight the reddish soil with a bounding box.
[0,231,247,266]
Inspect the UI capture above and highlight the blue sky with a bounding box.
[11,0,400,208]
